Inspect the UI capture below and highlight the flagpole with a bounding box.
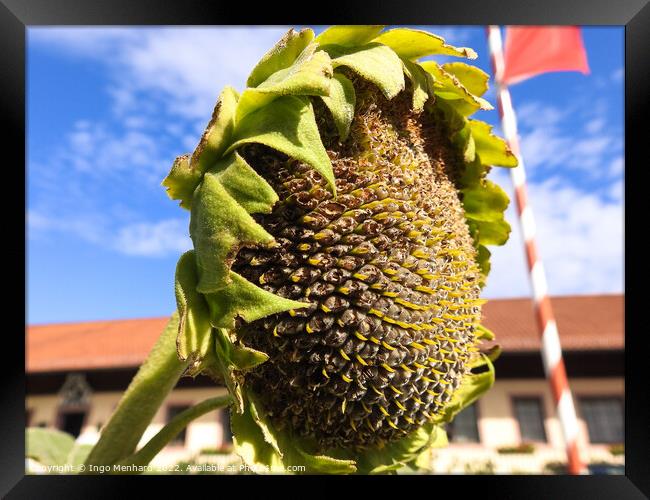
[485,25,586,475]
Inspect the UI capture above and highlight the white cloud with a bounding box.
[27,117,177,238]
[30,27,290,121]
[473,95,623,298]
[518,126,570,169]
[608,179,623,202]
[125,28,292,119]
[28,27,141,58]
[572,136,612,157]
[113,219,192,257]
[28,209,192,258]
[585,117,606,134]
[609,156,624,176]
[27,210,109,246]
[482,170,623,298]
[515,100,623,179]
[611,67,623,83]
[54,120,173,186]
[30,117,173,192]
[516,101,565,128]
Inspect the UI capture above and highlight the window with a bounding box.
[513,397,547,442]
[59,410,86,438]
[579,397,623,444]
[447,402,479,443]
[220,409,233,447]
[167,405,191,447]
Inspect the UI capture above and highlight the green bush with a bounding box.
[463,460,496,474]
[543,461,567,474]
[199,446,234,456]
[609,443,624,456]
[497,443,535,454]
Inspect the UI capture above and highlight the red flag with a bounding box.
[502,26,590,85]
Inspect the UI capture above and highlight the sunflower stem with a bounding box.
[83,313,190,470]
[116,395,232,470]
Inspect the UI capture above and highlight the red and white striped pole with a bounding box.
[486,25,586,475]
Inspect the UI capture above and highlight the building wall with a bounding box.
[27,387,231,467]
[479,377,623,449]
[434,376,624,473]
[26,376,624,472]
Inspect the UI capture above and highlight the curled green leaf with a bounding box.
[237,44,333,123]
[442,62,490,97]
[462,180,510,223]
[373,27,478,60]
[247,28,315,88]
[207,152,278,215]
[226,95,336,194]
[420,60,493,114]
[231,393,285,471]
[401,58,434,111]
[174,250,213,362]
[410,437,446,473]
[458,157,487,189]
[485,344,502,362]
[320,72,356,141]
[211,328,268,413]
[477,244,492,283]
[351,422,446,474]
[194,325,269,413]
[190,174,274,294]
[229,343,269,371]
[322,43,405,100]
[468,218,511,246]
[161,154,199,210]
[451,118,477,164]
[232,389,357,474]
[204,271,307,330]
[315,25,386,47]
[294,447,358,474]
[476,323,495,341]
[469,119,519,167]
[246,390,283,456]
[190,86,239,175]
[431,95,467,135]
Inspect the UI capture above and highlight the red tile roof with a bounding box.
[26,295,623,373]
[26,317,169,373]
[480,294,623,352]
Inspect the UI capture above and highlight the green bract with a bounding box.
[162,25,516,474]
[26,428,93,470]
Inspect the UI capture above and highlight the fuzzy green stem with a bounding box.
[83,313,190,469]
[116,395,232,470]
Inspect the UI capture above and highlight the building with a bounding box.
[26,294,624,474]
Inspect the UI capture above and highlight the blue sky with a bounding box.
[26,26,624,324]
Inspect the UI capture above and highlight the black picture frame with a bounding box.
[4,0,647,497]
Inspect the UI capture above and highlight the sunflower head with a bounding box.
[163,25,516,474]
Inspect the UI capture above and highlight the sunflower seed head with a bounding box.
[232,75,482,451]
